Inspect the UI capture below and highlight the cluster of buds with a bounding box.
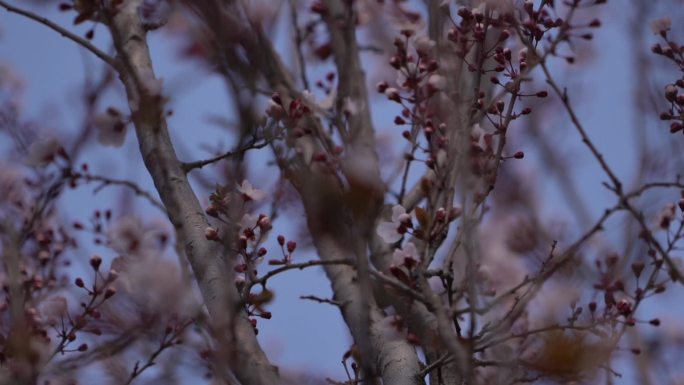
[50,258,119,354]
[269,235,297,265]
[265,92,313,130]
[647,18,684,134]
[658,80,684,134]
[378,31,441,108]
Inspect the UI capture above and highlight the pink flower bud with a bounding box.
[287,240,297,253]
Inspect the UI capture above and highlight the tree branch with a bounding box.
[0,1,120,71]
[103,2,279,384]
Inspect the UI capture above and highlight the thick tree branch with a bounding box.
[103,2,279,384]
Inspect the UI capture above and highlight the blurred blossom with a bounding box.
[107,216,165,257]
[474,214,527,294]
[26,137,62,166]
[0,163,28,213]
[655,202,677,229]
[377,315,405,342]
[0,64,24,93]
[240,213,258,229]
[651,17,672,34]
[428,74,446,90]
[302,89,336,111]
[473,0,516,13]
[38,295,68,326]
[342,97,361,116]
[413,36,435,55]
[93,109,127,147]
[138,0,171,30]
[528,282,581,327]
[114,256,198,317]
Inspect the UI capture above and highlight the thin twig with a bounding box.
[251,259,353,288]
[539,59,684,283]
[300,295,347,307]
[79,172,167,213]
[0,1,121,71]
[180,139,271,173]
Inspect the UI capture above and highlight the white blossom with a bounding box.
[94,110,127,147]
[392,242,419,267]
[471,123,489,150]
[377,205,411,243]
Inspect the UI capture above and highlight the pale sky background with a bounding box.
[1,0,682,383]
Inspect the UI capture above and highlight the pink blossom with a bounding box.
[237,180,266,201]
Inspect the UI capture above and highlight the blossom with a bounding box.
[384,87,400,102]
[115,256,198,318]
[138,0,171,30]
[378,315,405,342]
[265,99,285,120]
[392,242,419,268]
[27,137,62,166]
[94,108,127,147]
[414,36,435,55]
[107,216,164,257]
[651,17,671,35]
[39,295,68,326]
[238,213,255,229]
[428,74,447,90]
[237,180,266,201]
[377,205,411,243]
[656,202,677,229]
[342,97,362,116]
[471,123,492,151]
[302,89,336,111]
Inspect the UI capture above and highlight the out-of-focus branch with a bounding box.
[103,2,280,384]
[0,1,120,71]
[75,171,167,213]
[539,60,684,284]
